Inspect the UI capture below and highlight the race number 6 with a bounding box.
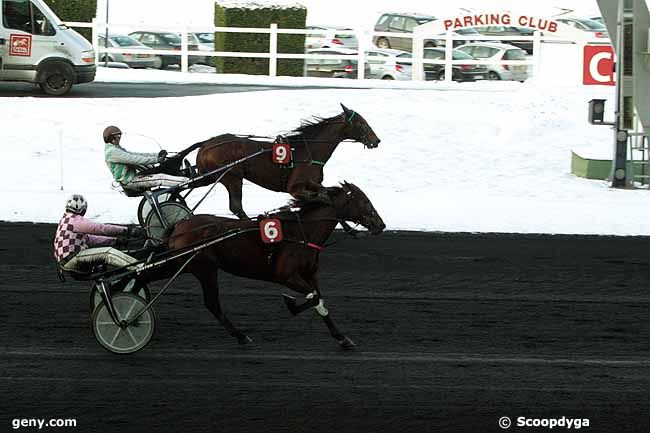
[260,218,283,243]
[272,143,291,165]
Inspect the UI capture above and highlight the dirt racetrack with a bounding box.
[2,222,650,433]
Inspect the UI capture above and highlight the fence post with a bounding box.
[269,23,278,77]
[91,18,99,63]
[444,30,453,82]
[181,26,189,73]
[412,33,424,81]
[357,30,366,80]
[533,30,542,79]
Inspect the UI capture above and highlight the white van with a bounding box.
[0,0,95,95]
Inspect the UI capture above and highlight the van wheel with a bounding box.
[39,62,74,96]
[152,56,164,69]
[376,38,390,49]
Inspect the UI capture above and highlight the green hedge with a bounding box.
[44,0,96,41]
[215,2,306,76]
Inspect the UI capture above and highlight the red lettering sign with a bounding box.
[583,45,615,85]
[272,143,291,165]
[9,34,32,57]
[260,219,283,244]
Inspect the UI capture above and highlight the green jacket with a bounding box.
[104,143,159,185]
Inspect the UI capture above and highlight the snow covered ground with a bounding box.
[4,68,644,235]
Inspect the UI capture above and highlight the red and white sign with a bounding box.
[9,34,32,57]
[583,45,615,86]
[272,143,292,165]
[443,13,558,33]
[260,218,283,244]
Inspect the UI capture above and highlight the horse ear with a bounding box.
[340,103,351,115]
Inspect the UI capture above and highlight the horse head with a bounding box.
[340,104,381,149]
[328,182,385,235]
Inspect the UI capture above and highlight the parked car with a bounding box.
[373,13,476,51]
[456,43,528,81]
[421,47,487,81]
[306,25,358,50]
[97,34,155,69]
[588,16,604,24]
[365,48,412,80]
[555,17,609,39]
[128,31,201,69]
[305,48,371,79]
[475,26,536,54]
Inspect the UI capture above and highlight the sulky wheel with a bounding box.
[137,192,187,227]
[92,292,156,354]
[144,201,192,240]
[89,279,151,313]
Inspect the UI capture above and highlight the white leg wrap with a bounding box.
[314,299,329,317]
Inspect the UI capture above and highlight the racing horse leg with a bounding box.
[220,174,248,220]
[193,260,252,345]
[282,274,355,349]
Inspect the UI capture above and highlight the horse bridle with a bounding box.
[345,111,375,148]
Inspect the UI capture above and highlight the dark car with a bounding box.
[128,31,201,69]
[373,12,476,52]
[408,47,487,81]
[475,26,535,54]
[305,48,371,79]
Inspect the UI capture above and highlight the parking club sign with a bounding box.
[9,34,32,57]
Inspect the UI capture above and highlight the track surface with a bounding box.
[2,222,650,432]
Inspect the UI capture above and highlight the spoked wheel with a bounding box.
[89,279,151,313]
[137,192,187,227]
[144,201,192,240]
[92,292,156,354]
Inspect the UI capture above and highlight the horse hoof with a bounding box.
[282,294,299,316]
[238,335,253,345]
[338,336,356,349]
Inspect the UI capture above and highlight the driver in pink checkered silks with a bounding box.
[53,194,138,273]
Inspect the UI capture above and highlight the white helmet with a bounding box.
[65,194,88,215]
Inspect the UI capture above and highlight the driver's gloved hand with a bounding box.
[127,226,146,239]
[158,149,168,162]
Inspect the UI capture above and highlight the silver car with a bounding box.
[365,48,412,80]
[306,25,358,50]
[98,34,155,68]
[456,43,529,81]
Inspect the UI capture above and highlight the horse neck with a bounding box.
[294,206,338,246]
[293,119,346,161]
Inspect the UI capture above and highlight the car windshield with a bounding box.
[576,19,606,30]
[452,50,473,60]
[111,35,141,47]
[161,33,182,43]
[455,28,479,35]
[416,18,435,24]
[196,33,214,43]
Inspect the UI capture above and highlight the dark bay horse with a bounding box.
[165,182,385,349]
[186,104,380,219]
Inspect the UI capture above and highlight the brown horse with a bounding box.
[166,182,385,348]
[189,104,380,219]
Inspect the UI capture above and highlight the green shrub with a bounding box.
[214,2,306,76]
[43,0,97,41]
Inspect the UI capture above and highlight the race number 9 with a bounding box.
[272,143,291,165]
[260,218,283,243]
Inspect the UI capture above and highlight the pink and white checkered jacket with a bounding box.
[53,213,127,263]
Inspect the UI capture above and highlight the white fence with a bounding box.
[64,20,601,82]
